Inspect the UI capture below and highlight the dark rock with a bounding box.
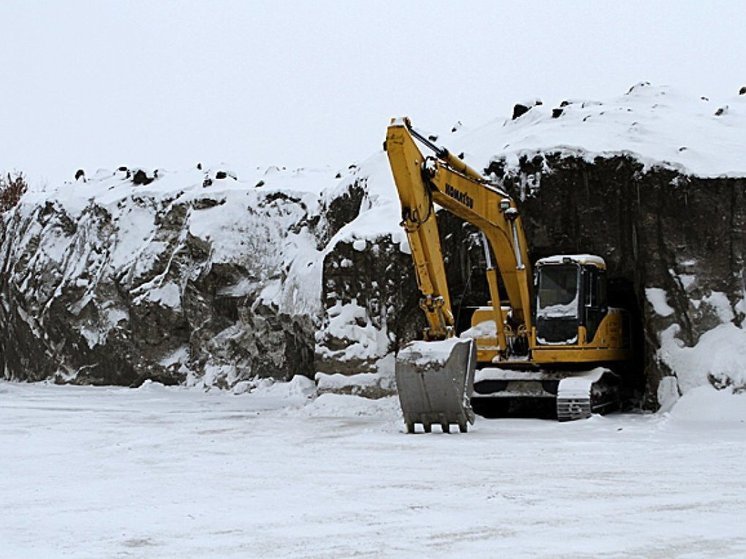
[513,100,542,120]
[203,178,213,188]
[512,104,530,120]
[714,106,728,116]
[192,197,225,210]
[552,108,564,118]
[132,169,154,186]
[319,179,366,245]
[216,171,228,180]
[626,81,651,94]
[739,86,746,96]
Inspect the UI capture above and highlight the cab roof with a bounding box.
[536,254,607,269]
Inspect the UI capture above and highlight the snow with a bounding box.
[657,376,681,413]
[145,282,181,309]
[314,367,395,398]
[535,254,606,268]
[1,381,745,558]
[321,152,407,253]
[555,367,606,399]
[668,385,746,424]
[536,295,579,319]
[678,273,696,291]
[646,287,675,317]
[702,291,735,323]
[451,84,746,179]
[460,319,497,339]
[398,338,471,367]
[658,323,746,393]
[317,301,391,364]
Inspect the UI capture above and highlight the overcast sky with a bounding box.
[2,0,745,185]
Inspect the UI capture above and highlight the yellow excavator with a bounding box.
[385,118,632,433]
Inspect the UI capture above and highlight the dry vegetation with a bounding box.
[0,172,27,213]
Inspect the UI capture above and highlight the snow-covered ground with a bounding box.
[2,381,745,558]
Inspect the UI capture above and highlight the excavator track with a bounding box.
[473,367,619,422]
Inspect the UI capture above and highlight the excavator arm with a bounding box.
[384,119,454,340]
[385,118,533,353]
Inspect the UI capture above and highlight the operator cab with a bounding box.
[534,254,607,346]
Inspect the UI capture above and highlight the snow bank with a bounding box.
[451,83,746,179]
[668,385,746,424]
[301,392,400,419]
[658,323,746,393]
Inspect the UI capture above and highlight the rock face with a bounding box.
[0,169,323,387]
[314,209,487,377]
[2,86,744,410]
[489,154,746,405]
[2,156,744,407]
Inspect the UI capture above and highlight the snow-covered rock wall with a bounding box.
[494,153,746,405]
[2,83,745,410]
[0,167,328,386]
[472,83,746,406]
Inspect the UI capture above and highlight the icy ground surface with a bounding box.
[2,381,745,559]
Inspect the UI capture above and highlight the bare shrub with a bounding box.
[0,172,28,213]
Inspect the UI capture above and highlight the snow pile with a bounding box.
[301,392,400,419]
[449,82,746,179]
[668,385,746,424]
[658,323,746,393]
[650,282,746,398]
[240,375,317,405]
[646,288,675,317]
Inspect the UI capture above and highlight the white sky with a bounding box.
[2,0,745,185]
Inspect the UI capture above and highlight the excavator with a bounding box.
[384,118,632,433]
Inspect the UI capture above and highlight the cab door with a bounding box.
[583,266,607,344]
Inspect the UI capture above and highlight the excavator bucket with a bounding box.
[395,338,476,433]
